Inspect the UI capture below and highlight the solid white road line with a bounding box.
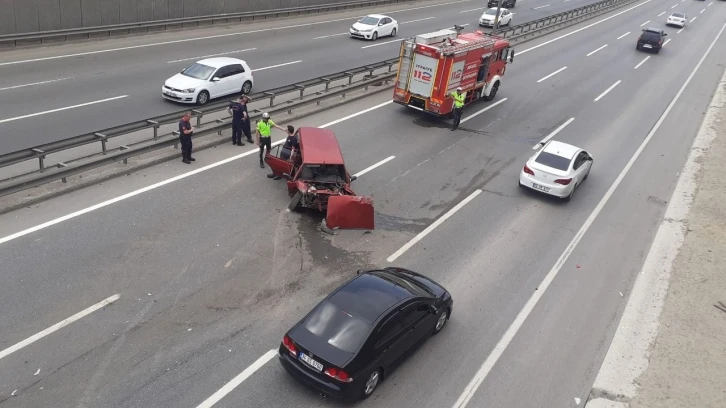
[690,16,697,22]
[401,17,436,24]
[663,38,672,46]
[252,61,302,72]
[387,189,482,262]
[195,349,277,408]
[617,31,631,39]
[586,44,608,56]
[534,4,551,9]
[0,294,120,361]
[0,0,473,67]
[634,56,650,69]
[0,100,393,247]
[353,156,395,178]
[677,28,684,34]
[640,20,651,26]
[532,118,574,150]
[450,22,726,408]
[657,11,665,17]
[460,98,508,123]
[0,96,128,125]
[313,32,348,39]
[0,77,73,91]
[594,80,621,102]
[518,0,654,56]
[537,66,567,83]
[361,38,402,49]
[166,48,256,63]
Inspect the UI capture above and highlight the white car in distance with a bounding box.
[350,14,398,40]
[519,140,593,202]
[666,12,686,28]
[162,57,254,105]
[479,8,513,28]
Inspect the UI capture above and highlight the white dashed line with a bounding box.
[401,17,436,24]
[677,28,684,34]
[460,7,487,12]
[700,8,705,13]
[671,4,678,8]
[594,80,621,102]
[0,77,73,91]
[690,16,697,22]
[657,11,665,16]
[461,98,508,123]
[195,350,277,408]
[537,66,567,83]
[166,48,256,63]
[313,32,348,39]
[353,156,396,178]
[640,20,651,26]
[617,31,631,39]
[534,4,551,9]
[532,118,575,150]
[253,60,302,72]
[586,44,608,56]
[634,56,650,69]
[0,96,128,125]
[663,38,672,46]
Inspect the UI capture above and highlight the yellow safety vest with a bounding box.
[257,120,275,137]
[452,91,465,108]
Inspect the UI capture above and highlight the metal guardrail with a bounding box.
[0,0,412,47]
[492,0,639,40]
[0,0,643,197]
[0,60,398,197]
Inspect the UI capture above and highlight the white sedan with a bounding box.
[350,14,398,40]
[162,57,254,105]
[479,8,513,27]
[666,12,686,28]
[519,140,593,202]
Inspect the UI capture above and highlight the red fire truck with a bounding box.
[392,25,514,116]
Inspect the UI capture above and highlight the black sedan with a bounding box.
[278,267,453,401]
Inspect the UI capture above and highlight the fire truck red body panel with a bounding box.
[392,27,514,116]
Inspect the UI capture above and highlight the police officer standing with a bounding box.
[178,112,195,164]
[227,96,245,146]
[240,96,253,144]
[450,86,466,131]
[256,112,286,168]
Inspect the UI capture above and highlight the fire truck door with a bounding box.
[477,55,491,83]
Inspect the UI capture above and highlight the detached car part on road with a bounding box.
[264,127,374,230]
[519,140,593,202]
[279,267,453,401]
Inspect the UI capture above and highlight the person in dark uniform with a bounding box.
[269,125,300,180]
[178,112,195,164]
[239,96,253,144]
[227,97,245,146]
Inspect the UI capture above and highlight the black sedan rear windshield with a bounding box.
[302,301,372,353]
[534,152,571,171]
[642,31,661,40]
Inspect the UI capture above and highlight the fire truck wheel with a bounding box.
[484,81,500,101]
[372,32,378,41]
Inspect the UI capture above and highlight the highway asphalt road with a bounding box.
[0,0,725,407]
[0,0,605,153]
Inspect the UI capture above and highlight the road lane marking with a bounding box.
[700,8,705,13]
[0,294,120,361]
[461,7,487,12]
[640,20,651,26]
[353,156,395,178]
[634,56,650,69]
[166,48,256,63]
[0,0,474,67]
[671,4,678,8]
[537,66,567,83]
[401,17,436,24]
[0,77,73,91]
[663,38,672,46]
[195,349,277,408]
[313,32,348,39]
[657,11,665,16]
[461,98,508,123]
[0,95,128,125]
[387,189,482,262]
[617,31,631,39]
[518,0,653,56]
[451,23,726,408]
[708,2,713,6]
[252,60,302,72]
[533,4,551,9]
[361,38,402,48]
[690,16,696,22]
[532,118,574,150]
[594,80,621,102]
[0,100,393,246]
[677,28,684,34]
[586,44,607,56]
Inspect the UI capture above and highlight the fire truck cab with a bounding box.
[392,26,514,116]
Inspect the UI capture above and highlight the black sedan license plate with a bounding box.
[299,352,323,372]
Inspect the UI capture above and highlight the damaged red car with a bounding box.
[264,127,375,230]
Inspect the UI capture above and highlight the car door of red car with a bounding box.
[264,144,294,177]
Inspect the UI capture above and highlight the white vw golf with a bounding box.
[519,140,593,202]
[162,57,254,105]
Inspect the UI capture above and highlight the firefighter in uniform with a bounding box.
[451,86,466,131]
[256,112,286,168]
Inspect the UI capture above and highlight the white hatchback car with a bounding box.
[666,12,686,28]
[162,57,254,105]
[519,140,593,202]
[350,14,399,40]
[479,8,513,27]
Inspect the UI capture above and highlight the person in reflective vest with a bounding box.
[256,112,286,168]
[450,87,466,131]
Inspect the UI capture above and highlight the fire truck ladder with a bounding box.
[397,39,415,89]
[440,35,499,56]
